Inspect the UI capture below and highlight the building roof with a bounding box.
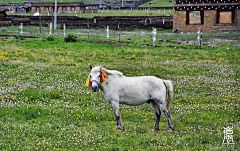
[174,0,240,10]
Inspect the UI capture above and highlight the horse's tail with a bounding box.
[163,80,173,111]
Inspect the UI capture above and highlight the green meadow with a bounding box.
[139,0,174,7]
[9,9,174,18]
[0,33,239,150]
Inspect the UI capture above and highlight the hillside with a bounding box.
[2,0,175,7]
[139,0,174,7]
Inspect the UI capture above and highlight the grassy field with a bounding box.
[139,0,174,7]
[8,9,174,18]
[0,32,239,150]
[1,25,239,43]
[2,0,173,6]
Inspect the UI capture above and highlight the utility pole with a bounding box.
[39,0,41,34]
[54,0,57,29]
[51,2,54,33]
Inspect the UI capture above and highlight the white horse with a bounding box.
[87,65,174,131]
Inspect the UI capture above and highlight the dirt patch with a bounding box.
[176,40,215,47]
[234,42,240,47]
[0,35,40,40]
[176,39,240,47]
[81,40,132,47]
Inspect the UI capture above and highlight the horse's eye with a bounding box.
[90,75,92,78]
[98,74,101,77]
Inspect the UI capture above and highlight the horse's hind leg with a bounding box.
[159,103,175,132]
[111,101,124,130]
[151,101,161,131]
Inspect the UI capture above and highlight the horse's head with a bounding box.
[87,65,106,92]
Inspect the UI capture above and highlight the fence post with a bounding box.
[20,23,23,36]
[197,27,200,41]
[152,27,157,47]
[107,26,109,38]
[49,22,52,35]
[87,23,90,38]
[118,24,120,42]
[63,23,66,38]
[200,30,203,48]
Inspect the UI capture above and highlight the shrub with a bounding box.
[0,28,7,32]
[46,35,54,41]
[56,24,61,30]
[64,34,78,42]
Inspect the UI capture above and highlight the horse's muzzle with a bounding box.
[92,86,98,92]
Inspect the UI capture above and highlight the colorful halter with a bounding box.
[85,71,106,87]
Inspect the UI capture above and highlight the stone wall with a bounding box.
[7,15,173,30]
[0,21,12,26]
[173,9,240,33]
[173,11,185,31]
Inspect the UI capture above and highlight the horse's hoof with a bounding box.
[116,126,125,130]
[168,125,175,132]
[170,125,175,130]
[153,127,159,131]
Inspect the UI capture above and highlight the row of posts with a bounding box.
[19,23,202,47]
[19,22,65,37]
[19,23,156,46]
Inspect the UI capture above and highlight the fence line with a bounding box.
[0,24,239,45]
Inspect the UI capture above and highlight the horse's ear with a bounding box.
[99,66,102,71]
[89,64,92,70]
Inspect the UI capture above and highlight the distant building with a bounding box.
[173,0,240,32]
[31,2,85,14]
[0,4,13,12]
[1,2,103,14]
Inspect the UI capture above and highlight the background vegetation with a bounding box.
[1,25,239,42]
[0,30,239,150]
[2,0,174,7]
[139,0,174,7]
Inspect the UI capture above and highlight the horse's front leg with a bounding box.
[111,101,124,130]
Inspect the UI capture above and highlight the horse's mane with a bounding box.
[101,67,123,76]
